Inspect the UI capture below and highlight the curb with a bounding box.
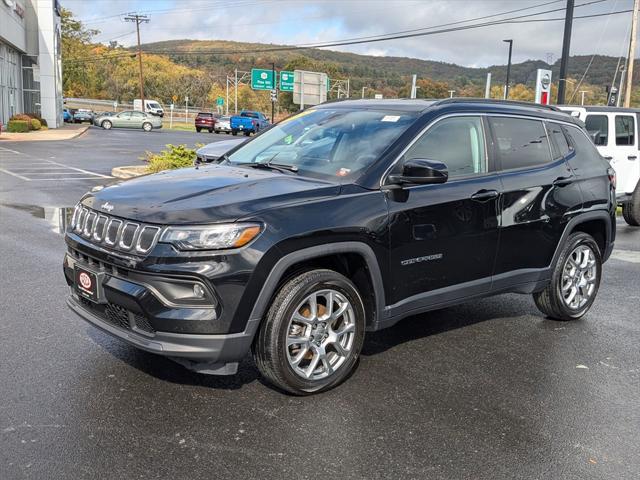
[111,165,148,179]
[0,125,89,142]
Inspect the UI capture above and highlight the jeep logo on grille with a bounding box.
[79,272,92,289]
[101,202,114,212]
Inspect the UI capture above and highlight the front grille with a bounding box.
[70,205,161,255]
[79,297,156,336]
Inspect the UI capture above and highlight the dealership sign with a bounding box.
[534,69,552,105]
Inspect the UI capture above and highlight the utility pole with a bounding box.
[623,0,639,108]
[485,73,492,98]
[557,0,575,105]
[361,86,367,99]
[410,74,417,99]
[271,62,276,124]
[503,39,513,99]
[123,14,150,112]
[234,69,238,114]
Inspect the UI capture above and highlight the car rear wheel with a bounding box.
[533,232,602,321]
[208,128,213,133]
[214,130,219,134]
[231,130,238,136]
[142,122,153,132]
[101,120,112,130]
[253,269,366,395]
[621,184,640,226]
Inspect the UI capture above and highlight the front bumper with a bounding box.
[67,295,257,372]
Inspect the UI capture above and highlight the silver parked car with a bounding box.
[214,115,232,134]
[96,110,162,132]
[195,137,248,164]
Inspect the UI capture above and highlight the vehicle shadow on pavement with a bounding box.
[86,328,260,390]
[361,295,537,356]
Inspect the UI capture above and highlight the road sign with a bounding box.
[534,69,552,105]
[172,95,177,102]
[216,97,224,106]
[270,89,278,102]
[279,71,294,91]
[251,69,274,90]
[293,70,328,107]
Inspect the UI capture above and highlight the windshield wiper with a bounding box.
[246,161,299,174]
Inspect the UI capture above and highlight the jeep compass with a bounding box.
[63,99,616,394]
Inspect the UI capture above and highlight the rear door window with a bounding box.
[615,115,635,146]
[489,117,552,170]
[584,115,608,146]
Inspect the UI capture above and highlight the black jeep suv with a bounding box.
[63,99,616,394]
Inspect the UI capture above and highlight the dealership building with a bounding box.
[0,0,62,128]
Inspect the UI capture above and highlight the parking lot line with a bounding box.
[0,146,23,155]
[45,159,112,178]
[0,168,30,181]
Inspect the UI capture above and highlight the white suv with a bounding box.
[558,106,640,226]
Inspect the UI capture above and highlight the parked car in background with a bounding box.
[96,110,162,132]
[194,137,248,164]
[230,110,269,136]
[558,105,640,226]
[215,115,232,134]
[63,108,73,123]
[73,109,94,124]
[64,99,615,394]
[133,99,164,117]
[195,112,219,133]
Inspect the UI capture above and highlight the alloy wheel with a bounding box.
[560,245,597,310]
[285,289,356,381]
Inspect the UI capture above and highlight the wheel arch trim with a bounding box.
[551,210,613,266]
[247,242,386,331]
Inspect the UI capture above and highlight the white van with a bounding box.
[558,106,640,226]
[133,99,164,117]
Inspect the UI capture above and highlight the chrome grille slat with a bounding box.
[72,207,160,255]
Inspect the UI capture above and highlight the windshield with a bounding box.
[241,112,259,118]
[148,102,161,109]
[227,108,417,181]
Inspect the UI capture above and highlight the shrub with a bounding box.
[7,120,30,133]
[10,113,32,123]
[30,118,41,130]
[39,118,48,127]
[143,144,197,173]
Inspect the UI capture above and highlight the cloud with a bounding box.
[68,0,636,67]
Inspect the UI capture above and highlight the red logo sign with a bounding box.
[79,272,92,290]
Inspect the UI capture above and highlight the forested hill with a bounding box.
[138,39,638,90]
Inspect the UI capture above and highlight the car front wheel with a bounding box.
[142,122,153,132]
[533,232,602,320]
[101,120,112,130]
[253,269,366,395]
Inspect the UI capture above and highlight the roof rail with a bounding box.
[434,97,562,112]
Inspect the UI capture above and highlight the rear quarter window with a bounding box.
[584,115,608,146]
[563,124,606,171]
[615,115,635,146]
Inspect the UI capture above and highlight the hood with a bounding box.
[82,164,340,224]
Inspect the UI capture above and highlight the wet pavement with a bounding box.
[1,130,639,479]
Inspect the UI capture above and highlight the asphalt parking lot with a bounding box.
[1,128,639,479]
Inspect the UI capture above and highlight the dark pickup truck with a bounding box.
[230,110,269,136]
[64,99,615,395]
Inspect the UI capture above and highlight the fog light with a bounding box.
[193,283,206,299]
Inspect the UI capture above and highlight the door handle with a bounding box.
[553,175,574,187]
[629,155,638,161]
[604,156,613,161]
[470,189,499,202]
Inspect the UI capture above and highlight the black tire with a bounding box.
[208,128,214,133]
[196,127,201,133]
[253,269,366,395]
[244,131,251,136]
[231,130,238,136]
[214,130,220,134]
[101,120,112,130]
[621,183,640,226]
[533,232,602,321]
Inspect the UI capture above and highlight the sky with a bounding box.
[63,0,637,68]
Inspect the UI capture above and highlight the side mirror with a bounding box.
[387,159,448,186]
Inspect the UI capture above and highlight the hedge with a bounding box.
[30,118,41,130]
[7,120,30,133]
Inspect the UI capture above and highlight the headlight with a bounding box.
[159,223,262,250]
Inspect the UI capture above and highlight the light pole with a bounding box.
[448,90,455,98]
[579,90,588,105]
[361,86,367,99]
[503,39,513,100]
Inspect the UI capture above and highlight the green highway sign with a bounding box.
[216,97,224,106]
[279,71,294,91]
[251,68,274,90]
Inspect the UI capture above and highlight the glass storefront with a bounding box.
[0,41,23,125]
